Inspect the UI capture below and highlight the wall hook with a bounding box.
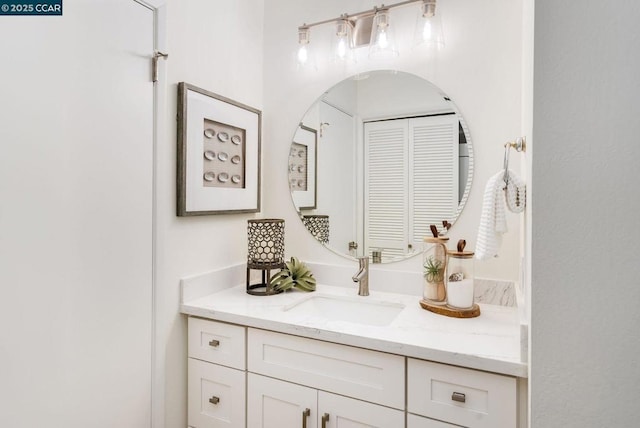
[319,122,330,137]
[152,51,169,83]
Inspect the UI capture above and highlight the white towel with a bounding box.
[504,170,526,213]
[475,169,526,260]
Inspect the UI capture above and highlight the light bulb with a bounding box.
[377,31,388,49]
[297,45,308,64]
[422,21,432,40]
[336,37,347,59]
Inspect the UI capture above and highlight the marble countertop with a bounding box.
[181,278,527,378]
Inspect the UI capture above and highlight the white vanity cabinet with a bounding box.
[187,318,247,428]
[186,316,521,428]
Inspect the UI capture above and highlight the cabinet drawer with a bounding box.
[408,359,516,428]
[188,358,245,428]
[188,317,246,369]
[248,328,405,409]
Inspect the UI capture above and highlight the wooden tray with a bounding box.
[419,299,480,318]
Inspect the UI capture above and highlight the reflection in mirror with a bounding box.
[289,70,473,263]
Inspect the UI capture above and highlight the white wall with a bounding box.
[531,1,640,426]
[157,1,264,427]
[0,2,154,427]
[0,2,265,427]
[263,0,525,281]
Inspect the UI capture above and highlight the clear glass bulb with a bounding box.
[377,31,388,49]
[336,37,347,59]
[422,21,432,41]
[297,45,308,64]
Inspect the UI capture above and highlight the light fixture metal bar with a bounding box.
[298,0,424,30]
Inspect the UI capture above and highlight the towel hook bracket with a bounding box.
[503,136,526,185]
[504,136,526,153]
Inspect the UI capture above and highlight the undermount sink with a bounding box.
[283,294,405,327]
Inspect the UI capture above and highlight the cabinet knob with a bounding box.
[451,392,466,403]
[209,396,220,405]
[302,408,310,428]
[208,339,220,347]
[321,412,330,428]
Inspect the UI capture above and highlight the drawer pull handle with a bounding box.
[209,396,220,405]
[321,412,330,428]
[208,339,220,347]
[302,408,310,428]
[451,392,466,403]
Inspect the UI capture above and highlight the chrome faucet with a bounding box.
[352,256,370,296]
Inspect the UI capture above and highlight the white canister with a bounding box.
[446,243,475,309]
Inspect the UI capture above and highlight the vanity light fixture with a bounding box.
[296,0,444,68]
[333,17,355,62]
[414,0,445,48]
[296,26,317,70]
[369,8,399,59]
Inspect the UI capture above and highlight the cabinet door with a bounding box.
[408,413,461,428]
[248,374,317,428]
[188,359,245,428]
[318,391,404,428]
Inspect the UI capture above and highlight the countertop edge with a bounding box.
[181,303,528,378]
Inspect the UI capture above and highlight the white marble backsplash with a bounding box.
[475,278,516,307]
[180,262,517,308]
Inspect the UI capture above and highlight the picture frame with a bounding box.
[177,82,261,216]
[289,124,317,210]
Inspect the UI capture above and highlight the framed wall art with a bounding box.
[289,124,317,210]
[177,82,261,215]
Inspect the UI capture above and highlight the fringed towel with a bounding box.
[504,170,526,213]
[475,169,526,260]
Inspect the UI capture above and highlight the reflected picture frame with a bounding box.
[289,124,317,210]
[177,82,261,216]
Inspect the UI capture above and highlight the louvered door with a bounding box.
[409,115,459,250]
[364,115,458,260]
[364,120,409,259]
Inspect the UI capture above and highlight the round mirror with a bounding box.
[289,70,473,263]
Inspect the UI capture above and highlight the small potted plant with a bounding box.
[423,256,446,301]
[269,257,316,292]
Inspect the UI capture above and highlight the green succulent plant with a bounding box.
[423,257,444,283]
[269,257,316,292]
